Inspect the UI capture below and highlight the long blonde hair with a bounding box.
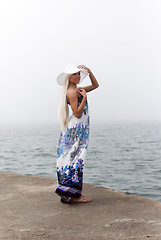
[58,75,70,132]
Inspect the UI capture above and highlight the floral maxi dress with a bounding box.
[55,96,90,203]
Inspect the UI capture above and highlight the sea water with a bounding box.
[0,122,161,202]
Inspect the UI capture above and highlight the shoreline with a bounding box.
[1,171,160,203]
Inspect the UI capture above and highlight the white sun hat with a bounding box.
[57,64,88,85]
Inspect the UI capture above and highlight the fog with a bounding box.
[0,0,161,125]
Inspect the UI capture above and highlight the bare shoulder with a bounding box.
[67,89,78,103]
[67,88,77,97]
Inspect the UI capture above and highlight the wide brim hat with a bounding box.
[57,64,88,85]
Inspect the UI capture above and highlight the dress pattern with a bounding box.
[55,96,90,202]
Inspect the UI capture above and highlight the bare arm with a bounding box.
[78,65,99,92]
[67,89,87,118]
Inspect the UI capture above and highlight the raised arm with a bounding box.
[78,65,99,92]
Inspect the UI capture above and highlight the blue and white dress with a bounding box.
[55,96,90,203]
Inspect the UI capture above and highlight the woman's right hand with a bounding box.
[77,88,87,99]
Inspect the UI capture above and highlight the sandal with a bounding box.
[70,195,92,203]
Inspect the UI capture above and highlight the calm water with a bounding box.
[0,122,161,202]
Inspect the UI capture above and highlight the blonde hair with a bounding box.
[58,75,70,132]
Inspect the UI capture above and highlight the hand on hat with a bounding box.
[78,65,91,74]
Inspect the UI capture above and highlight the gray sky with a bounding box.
[0,0,161,125]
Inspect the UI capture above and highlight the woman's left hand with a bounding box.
[77,88,87,99]
[78,65,91,74]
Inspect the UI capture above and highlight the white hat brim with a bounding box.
[57,68,88,85]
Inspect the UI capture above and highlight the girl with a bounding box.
[55,64,99,203]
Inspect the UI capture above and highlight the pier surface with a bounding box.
[0,173,161,240]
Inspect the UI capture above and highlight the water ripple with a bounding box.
[0,122,161,202]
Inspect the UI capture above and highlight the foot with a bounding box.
[70,195,92,203]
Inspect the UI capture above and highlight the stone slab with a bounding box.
[0,173,161,240]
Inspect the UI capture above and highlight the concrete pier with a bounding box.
[0,173,161,240]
